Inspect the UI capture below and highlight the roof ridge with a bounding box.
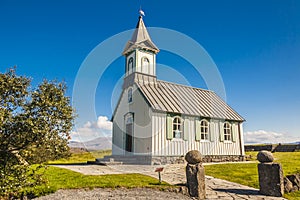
[156,79,214,93]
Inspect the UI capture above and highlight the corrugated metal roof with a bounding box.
[135,78,245,122]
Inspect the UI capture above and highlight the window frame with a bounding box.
[172,116,183,139]
[141,57,150,74]
[128,87,133,103]
[127,57,134,74]
[200,119,209,141]
[223,122,232,141]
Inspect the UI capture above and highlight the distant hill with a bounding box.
[68,137,112,151]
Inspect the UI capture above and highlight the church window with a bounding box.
[200,119,209,140]
[173,116,182,139]
[128,88,133,103]
[127,57,134,73]
[224,122,232,141]
[141,57,150,74]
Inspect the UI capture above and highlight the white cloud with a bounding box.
[71,116,112,142]
[96,116,113,130]
[244,130,300,144]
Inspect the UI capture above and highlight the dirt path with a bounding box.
[36,188,191,200]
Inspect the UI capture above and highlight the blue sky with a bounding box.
[0,0,299,143]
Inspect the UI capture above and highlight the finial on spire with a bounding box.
[139,8,145,17]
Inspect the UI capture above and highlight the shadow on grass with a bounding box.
[47,162,89,165]
[175,183,187,186]
[214,188,260,195]
[149,182,170,186]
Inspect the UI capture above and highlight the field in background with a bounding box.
[205,152,300,199]
[47,149,112,164]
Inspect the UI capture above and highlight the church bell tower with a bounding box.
[122,13,159,84]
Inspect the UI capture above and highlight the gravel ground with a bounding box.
[36,188,192,200]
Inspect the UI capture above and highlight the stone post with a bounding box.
[185,150,206,199]
[257,150,284,197]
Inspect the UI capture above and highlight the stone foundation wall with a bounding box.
[202,155,245,162]
[151,156,185,165]
[151,155,245,165]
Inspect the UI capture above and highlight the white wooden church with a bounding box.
[103,14,245,165]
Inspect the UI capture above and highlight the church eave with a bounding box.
[122,42,159,56]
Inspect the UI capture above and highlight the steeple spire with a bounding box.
[139,8,145,17]
[122,12,159,55]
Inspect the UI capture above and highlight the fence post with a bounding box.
[257,150,284,197]
[185,150,206,199]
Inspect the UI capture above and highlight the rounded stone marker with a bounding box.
[185,150,202,164]
[257,150,274,163]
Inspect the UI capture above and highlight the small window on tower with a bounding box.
[141,57,150,74]
[127,57,134,73]
[128,88,133,103]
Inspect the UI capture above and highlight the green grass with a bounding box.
[23,166,170,198]
[47,150,112,164]
[205,152,300,200]
[24,151,300,199]
[23,150,171,198]
[205,163,259,188]
[45,166,168,189]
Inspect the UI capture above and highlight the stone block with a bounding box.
[286,174,300,189]
[257,150,274,163]
[258,163,284,197]
[185,150,202,164]
[284,177,293,193]
[186,163,206,199]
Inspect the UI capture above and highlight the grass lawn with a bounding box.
[24,166,170,198]
[24,150,300,199]
[205,152,300,200]
[23,150,171,198]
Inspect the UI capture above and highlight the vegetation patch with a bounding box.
[22,166,170,198]
[205,152,300,200]
[47,150,112,164]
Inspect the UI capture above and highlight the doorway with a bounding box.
[125,113,134,153]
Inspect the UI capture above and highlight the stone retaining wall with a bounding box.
[245,144,300,152]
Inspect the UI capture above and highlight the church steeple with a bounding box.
[123,16,159,55]
[123,12,159,78]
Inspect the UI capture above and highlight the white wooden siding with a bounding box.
[151,113,244,156]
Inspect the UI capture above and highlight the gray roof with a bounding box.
[123,16,159,55]
[135,76,244,122]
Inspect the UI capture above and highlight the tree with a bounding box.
[0,68,75,198]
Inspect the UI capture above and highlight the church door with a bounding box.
[125,113,133,153]
[125,123,133,152]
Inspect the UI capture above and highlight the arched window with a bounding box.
[224,122,232,141]
[128,88,133,103]
[200,119,209,140]
[173,116,182,139]
[141,57,150,74]
[125,113,133,125]
[127,57,133,73]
